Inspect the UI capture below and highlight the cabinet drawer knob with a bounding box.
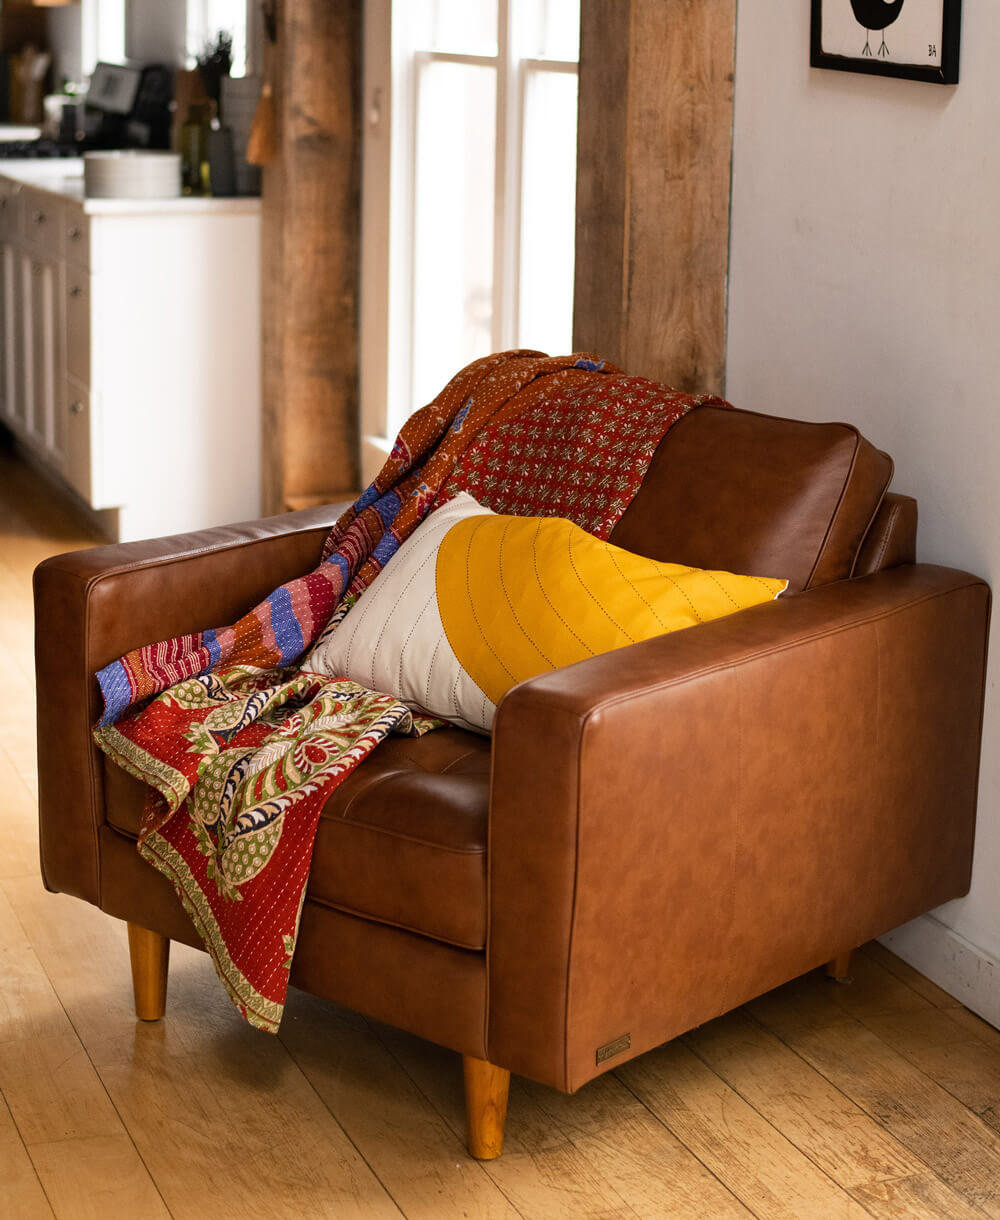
[32,210,45,225]
[69,400,84,415]
[32,262,42,276]
[68,226,82,240]
[69,284,82,298]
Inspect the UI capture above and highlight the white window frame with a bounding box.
[81,0,126,76]
[360,0,578,483]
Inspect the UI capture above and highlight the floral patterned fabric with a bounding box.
[92,350,726,1031]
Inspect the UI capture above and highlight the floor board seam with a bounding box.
[743,1005,998,1219]
[610,1064,765,1220]
[276,1019,410,1220]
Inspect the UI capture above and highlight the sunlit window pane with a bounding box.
[518,0,580,61]
[187,0,249,77]
[411,61,497,412]
[413,0,498,56]
[518,68,577,357]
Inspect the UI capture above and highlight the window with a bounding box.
[81,0,126,76]
[361,0,580,480]
[187,0,250,77]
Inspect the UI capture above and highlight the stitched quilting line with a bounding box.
[604,544,670,631]
[497,518,555,667]
[639,554,705,622]
[531,520,594,654]
[746,574,785,595]
[425,634,444,709]
[364,529,442,689]
[703,570,742,610]
[565,527,635,641]
[461,517,518,683]
[398,587,438,694]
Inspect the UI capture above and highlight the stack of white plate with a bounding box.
[221,76,262,196]
[83,150,182,200]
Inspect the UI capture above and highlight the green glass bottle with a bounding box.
[180,102,213,196]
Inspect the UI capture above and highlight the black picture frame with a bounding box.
[810,0,962,85]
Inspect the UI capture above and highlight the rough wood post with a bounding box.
[574,0,737,394]
[261,0,362,514]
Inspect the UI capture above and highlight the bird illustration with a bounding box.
[850,0,905,58]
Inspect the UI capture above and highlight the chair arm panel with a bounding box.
[487,565,991,1091]
[33,503,350,904]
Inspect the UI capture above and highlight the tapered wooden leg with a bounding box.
[463,1055,510,1160]
[127,923,170,1020]
[825,950,853,982]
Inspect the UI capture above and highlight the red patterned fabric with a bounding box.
[445,372,723,537]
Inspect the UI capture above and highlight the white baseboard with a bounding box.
[881,915,1000,1029]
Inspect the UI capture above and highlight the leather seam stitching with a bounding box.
[321,816,486,855]
[46,521,337,594]
[305,894,485,952]
[507,578,987,728]
[849,460,896,579]
[591,579,986,713]
[564,713,584,1091]
[874,503,901,571]
[804,434,861,589]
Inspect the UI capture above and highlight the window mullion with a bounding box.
[493,0,522,352]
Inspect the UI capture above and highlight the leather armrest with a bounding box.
[487,565,991,1091]
[33,503,351,904]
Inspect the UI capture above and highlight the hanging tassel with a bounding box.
[247,81,276,166]
[247,0,278,167]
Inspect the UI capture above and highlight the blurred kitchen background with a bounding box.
[0,0,265,544]
[0,0,261,190]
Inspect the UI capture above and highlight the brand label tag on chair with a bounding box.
[596,1033,631,1064]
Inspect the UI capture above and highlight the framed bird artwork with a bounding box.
[811,0,961,84]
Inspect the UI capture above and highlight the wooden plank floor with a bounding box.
[3,438,1000,1219]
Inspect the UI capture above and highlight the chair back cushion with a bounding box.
[609,406,893,592]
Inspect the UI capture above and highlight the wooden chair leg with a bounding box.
[127,923,170,1020]
[825,950,853,982]
[463,1055,510,1160]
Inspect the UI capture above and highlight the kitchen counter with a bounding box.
[0,159,261,215]
[0,160,262,541]
[0,124,42,142]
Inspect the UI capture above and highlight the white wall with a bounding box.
[45,8,82,86]
[727,5,999,1018]
[125,0,187,66]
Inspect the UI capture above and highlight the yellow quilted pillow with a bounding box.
[310,493,786,734]
[436,512,787,708]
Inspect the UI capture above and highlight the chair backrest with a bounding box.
[609,406,895,592]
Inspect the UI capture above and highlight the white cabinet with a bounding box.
[0,167,262,542]
[0,180,22,431]
[23,251,64,465]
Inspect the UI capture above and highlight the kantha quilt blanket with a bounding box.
[92,350,725,1031]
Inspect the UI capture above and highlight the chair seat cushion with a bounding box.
[103,725,491,950]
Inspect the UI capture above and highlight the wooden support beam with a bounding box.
[261,0,362,514]
[574,0,737,395]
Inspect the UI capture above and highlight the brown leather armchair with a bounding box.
[34,406,991,1159]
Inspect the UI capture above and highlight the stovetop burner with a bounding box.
[0,138,90,160]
